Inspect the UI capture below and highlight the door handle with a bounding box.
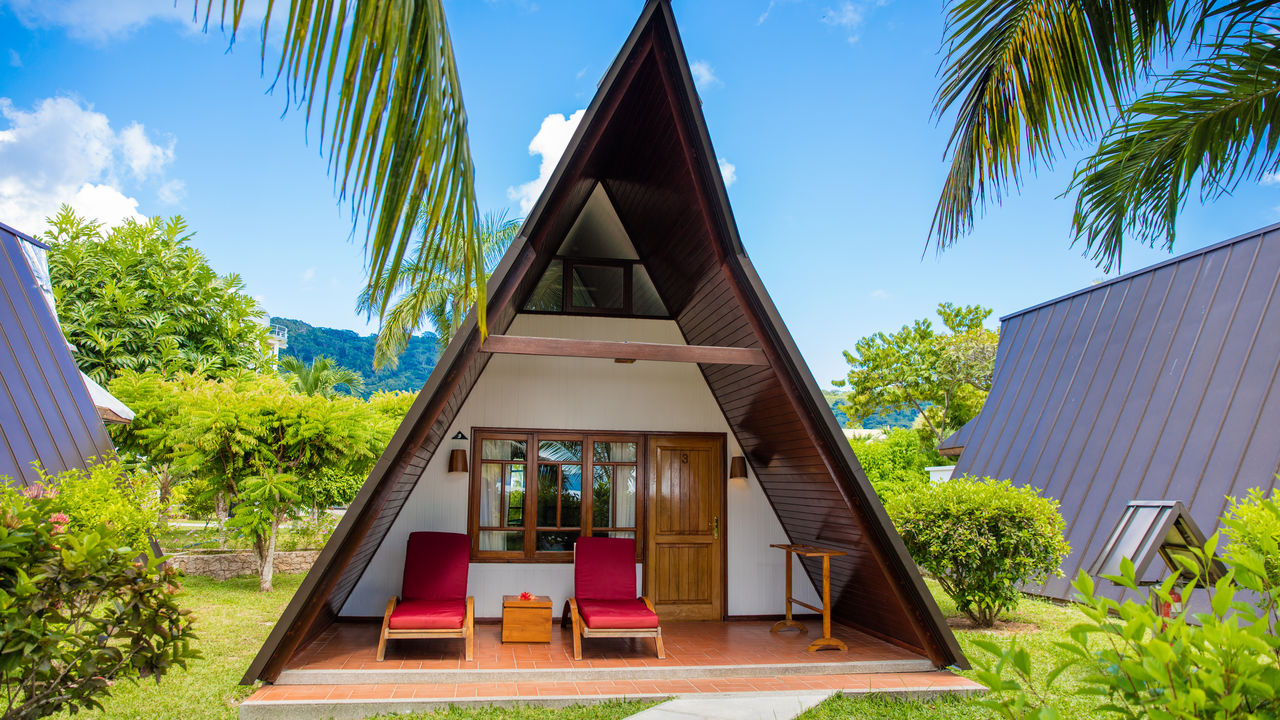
[712,515,719,539]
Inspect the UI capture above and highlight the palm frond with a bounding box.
[931,0,1182,256]
[212,0,482,330]
[1069,34,1280,270]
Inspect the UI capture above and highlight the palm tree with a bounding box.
[357,210,520,369]
[208,1,487,329]
[931,0,1280,270]
[278,355,365,398]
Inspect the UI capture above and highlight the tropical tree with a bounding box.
[932,0,1280,270]
[278,355,365,397]
[204,1,485,331]
[43,207,271,383]
[357,210,520,367]
[834,302,998,447]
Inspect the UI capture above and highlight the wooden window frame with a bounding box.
[521,255,669,319]
[469,428,645,563]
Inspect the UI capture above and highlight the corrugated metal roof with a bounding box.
[0,224,116,487]
[950,224,1280,601]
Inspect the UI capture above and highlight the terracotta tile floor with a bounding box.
[247,670,981,703]
[287,618,925,672]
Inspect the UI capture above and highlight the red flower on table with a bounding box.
[519,592,533,601]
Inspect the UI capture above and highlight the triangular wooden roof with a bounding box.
[244,0,964,683]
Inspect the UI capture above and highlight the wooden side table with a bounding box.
[769,543,848,652]
[502,595,552,643]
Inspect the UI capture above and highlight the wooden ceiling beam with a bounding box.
[481,334,768,366]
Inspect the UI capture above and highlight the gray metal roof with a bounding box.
[949,222,1280,600]
[0,223,116,487]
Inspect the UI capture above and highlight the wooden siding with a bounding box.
[0,225,115,487]
[950,223,1280,602]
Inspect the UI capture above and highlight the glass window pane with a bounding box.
[480,463,502,526]
[632,265,667,316]
[593,441,636,462]
[524,259,563,312]
[480,530,524,552]
[593,466,613,527]
[537,465,558,526]
[483,439,526,461]
[570,264,625,309]
[606,530,635,540]
[539,440,582,462]
[562,465,582,527]
[616,466,636,527]
[505,465,525,527]
[536,530,579,552]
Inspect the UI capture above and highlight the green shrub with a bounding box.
[36,459,161,551]
[849,427,933,501]
[886,476,1070,626]
[1223,486,1280,613]
[0,482,197,719]
[971,506,1280,719]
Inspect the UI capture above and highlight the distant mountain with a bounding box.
[822,390,919,430]
[270,317,441,397]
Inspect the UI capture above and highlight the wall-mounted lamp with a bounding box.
[729,455,748,482]
[448,431,469,473]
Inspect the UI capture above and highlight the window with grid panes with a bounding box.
[471,430,641,561]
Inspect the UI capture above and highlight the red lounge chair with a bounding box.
[377,531,474,662]
[567,537,664,660]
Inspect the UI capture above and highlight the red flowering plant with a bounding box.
[0,475,197,720]
[518,592,534,601]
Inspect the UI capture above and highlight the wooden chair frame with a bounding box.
[376,595,474,662]
[567,597,664,660]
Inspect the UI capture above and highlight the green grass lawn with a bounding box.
[62,573,1097,720]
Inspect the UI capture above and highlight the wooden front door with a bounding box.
[645,435,724,620]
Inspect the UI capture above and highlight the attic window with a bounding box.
[522,256,668,317]
[1088,500,1226,585]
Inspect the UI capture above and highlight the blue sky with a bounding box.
[2,0,1278,386]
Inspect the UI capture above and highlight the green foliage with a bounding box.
[849,428,933,503]
[43,208,270,384]
[972,522,1280,719]
[0,483,196,720]
[227,474,301,591]
[278,355,364,397]
[1222,485,1280,614]
[834,302,997,446]
[932,0,1280,270]
[359,210,520,366]
[270,317,440,396]
[35,459,161,552]
[887,476,1070,627]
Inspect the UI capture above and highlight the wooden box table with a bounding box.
[502,595,552,643]
[769,543,848,652]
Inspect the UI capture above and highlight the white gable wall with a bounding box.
[341,314,820,618]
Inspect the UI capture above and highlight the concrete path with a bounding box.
[625,691,833,720]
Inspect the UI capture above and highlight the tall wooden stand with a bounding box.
[769,543,848,652]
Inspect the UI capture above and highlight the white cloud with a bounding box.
[507,109,585,214]
[757,0,801,25]
[302,267,317,282]
[869,289,889,300]
[7,49,20,67]
[0,96,177,232]
[1262,172,1280,186]
[157,179,186,204]
[822,0,885,43]
[718,158,737,187]
[691,60,720,90]
[0,0,272,41]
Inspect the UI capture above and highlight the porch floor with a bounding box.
[242,619,982,718]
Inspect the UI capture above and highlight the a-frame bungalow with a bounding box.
[242,1,969,709]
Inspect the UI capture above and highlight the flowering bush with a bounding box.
[32,459,161,552]
[0,481,196,719]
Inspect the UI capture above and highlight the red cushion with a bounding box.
[574,537,636,601]
[402,531,469,602]
[387,599,466,630]
[577,599,659,629]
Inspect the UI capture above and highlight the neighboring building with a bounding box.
[267,322,288,358]
[940,222,1280,601]
[244,0,965,687]
[0,220,121,487]
[924,465,955,483]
